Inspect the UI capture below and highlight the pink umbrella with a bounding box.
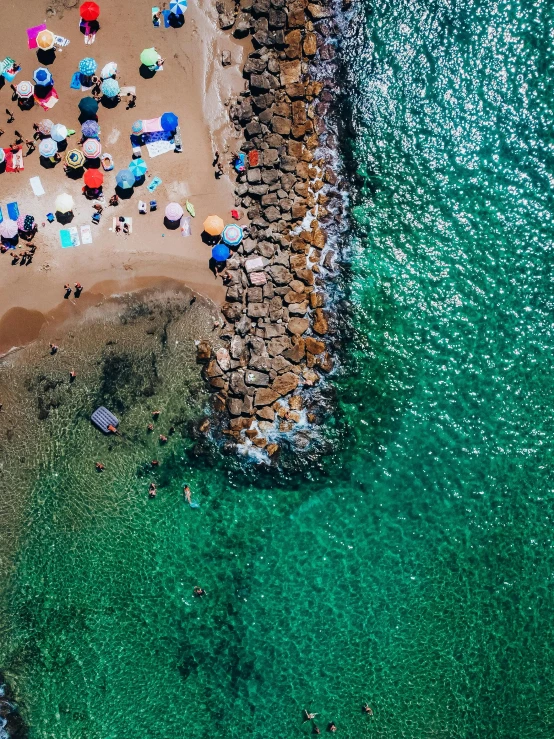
[16,81,34,99]
[83,138,101,158]
[165,202,184,221]
[0,220,19,238]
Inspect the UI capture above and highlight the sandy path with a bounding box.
[0,0,245,353]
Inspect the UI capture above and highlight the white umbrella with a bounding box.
[100,61,118,79]
[55,193,74,213]
[51,123,68,142]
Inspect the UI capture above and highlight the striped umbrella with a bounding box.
[51,123,68,142]
[17,215,35,232]
[81,120,100,139]
[115,169,135,189]
[16,81,34,99]
[131,120,144,134]
[79,57,97,76]
[212,244,230,262]
[65,149,86,169]
[0,220,18,239]
[36,30,55,51]
[222,224,243,247]
[39,137,57,158]
[128,158,148,178]
[165,202,184,221]
[38,119,54,135]
[100,62,117,79]
[83,138,101,158]
[101,78,120,98]
[33,68,53,86]
[169,0,188,13]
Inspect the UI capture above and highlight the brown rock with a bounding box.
[269,264,293,285]
[305,336,325,354]
[284,290,305,304]
[289,279,305,293]
[267,336,292,356]
[288,300,309,315]
[295,268,315,285]
[266,442,279,456]
[287,317,309,335]
[282,336,305,363]
[245,369,270,386]
[214,395,226,412]
[205,359,224,378]
[285,82,305,99]
[228,397,244,416]
[280,60,301,86]
[291,100,307,125]
[247,286,263,303]
[254,388,281,406]
[252,436,268,449]
[196,340,212,362]
[271,355,293,373]
[290,254,307,270]
[302,367,320,385]
[311,228,326,249]
[312,308,329,335]
[245,428,258,439]
[289,395,303,410]
[303,32,317,55]
[287,6,305,26]
[285,28,302,59]
[309,291,324,308]
[288,140,304,158]
[272,116,292,135]
[272,372,299,396]
[317,351,334,372]
[222,302,243,322]
[247,302,269,318]
[209,376,226,389]
[216,347,231,372]
[257,406,275,421]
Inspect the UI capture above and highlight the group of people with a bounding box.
[302,704,373,734]
[63,282,83,298]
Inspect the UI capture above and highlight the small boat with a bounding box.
[91,406,119,434]
[101,153,114,171]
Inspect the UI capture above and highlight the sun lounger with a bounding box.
[7,202,19,220]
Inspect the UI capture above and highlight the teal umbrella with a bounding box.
[79,57,97,76]
[128,159,148,178]
[101,78,120,98]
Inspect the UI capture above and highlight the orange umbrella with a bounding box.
[36,30,55,51]
[203,215,224,236]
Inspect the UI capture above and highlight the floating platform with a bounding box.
[91,406,119,434]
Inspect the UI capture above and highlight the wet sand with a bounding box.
[0,0,245,353]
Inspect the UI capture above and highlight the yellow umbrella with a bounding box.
[203,215,224,236]
[37,29,55,51]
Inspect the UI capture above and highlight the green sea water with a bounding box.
[3,0,554,736]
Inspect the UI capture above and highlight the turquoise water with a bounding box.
[3,0,554,735]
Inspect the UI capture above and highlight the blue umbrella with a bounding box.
[128,159,148,179]
[39,137,58,158]
[81,120,100,139]
[161,112,179,132]
[131,120,144,134]
[169,0,188,13]
[115,169,135,189]
[101,78,120,98]
[212,244,230,262]
[79,57,97,76]
[33,67,53,86]
[222,224,243,247]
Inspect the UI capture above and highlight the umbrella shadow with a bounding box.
[57,139,68,153]
[55,211,74,225]
[78,112,98,125]
[201,231,221,246]
[36,49,56,66]
[84,157,101,169]
[100,95,120,109]
[39,156,57,169]
[139,64,157,80]
[65,167,84,180]
[164,217,181,230]
[115,185,134,200]
[133,175,146,187]
[80,20,100,36]
[168,12,185,28]
[0,162,6,175]
[34,84,53,100]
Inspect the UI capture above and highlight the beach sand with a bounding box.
[0,0,245,354]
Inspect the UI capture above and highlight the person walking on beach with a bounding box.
[126,94,137,110]
[64,283,72,298]
[49,343,58,354]
[74,282,83,297]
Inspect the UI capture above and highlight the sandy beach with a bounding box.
[0,0,245,354]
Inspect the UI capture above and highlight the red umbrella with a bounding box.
[84,168,104,188]
[80,1,100,20]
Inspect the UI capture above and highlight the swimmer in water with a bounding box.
[184,485,192,504]
[362,704,373,716]
[303,711,318,723]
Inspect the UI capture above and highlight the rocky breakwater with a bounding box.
[200,0,343,456]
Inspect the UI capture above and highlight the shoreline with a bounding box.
[200,0,346,456]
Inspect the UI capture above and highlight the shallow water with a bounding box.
[3,0,554,735]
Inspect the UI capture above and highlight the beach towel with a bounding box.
[146,140,175,158]
[80,225,92,244]
[120,86,136,98]
[70,72,82,89]
[0,206,3,223]
[142,117,163,134]
[162,10,172,27]
[27,23,47,49]
[54,34,71,49]
[30,177,45,196]
[36,89,59,110]
[7,202,19,220]
[112,217,133,233]
[60,227,80,248]
[147,177,162,192]
[3,147,24,172]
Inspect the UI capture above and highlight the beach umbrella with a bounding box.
[81,120,100,139]
[222,224,243,247]
[128,158,148,178]
[161,112,178,132]
[83,138,102,158]
[78,97,99,116]
[131,120,144,135]
[33,67,53,86]
[100,61,117,79]
[39,137,58,158]
[0,220,18,239]
[79,57,97,76]
[0,149,5,164]
[212,244,230,262]
[169,0,188,14]
[55,193,74,213]
[140,48,159,67]
[80,1,100,20]
[101,78,120,98]
[84,168,104,188]
[38,119,53,135]
[51,123,68,142]
[17,215,35,233]
[115,169,135,189]
[165,202,184,221]
[36,29,55,51]
[65,148,86,169]
[16,81,34,99]
[203,215,225,236]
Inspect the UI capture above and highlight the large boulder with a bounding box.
[216,347,231,372]
[287,317,310,335]
[312,308,329,335]
[267,336,292,356]
[280,60,301,86]
[245,369,270,387]
[272,372,299,396]
[305,336,325,355]
[254,388,280,406]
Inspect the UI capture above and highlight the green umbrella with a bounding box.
[140,48,159,67]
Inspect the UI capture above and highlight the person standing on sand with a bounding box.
[64,283,72,298]
[74,283,83,297]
